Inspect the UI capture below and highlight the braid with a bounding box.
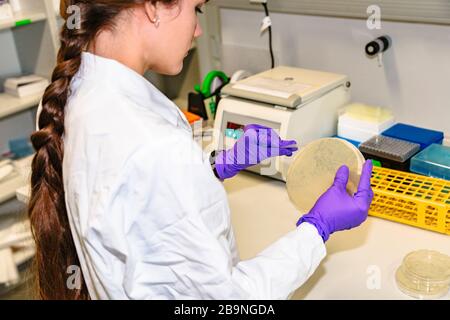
[29,4,87,300]
[28,0,178,300]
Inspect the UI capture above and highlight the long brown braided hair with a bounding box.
[28,0,176,300]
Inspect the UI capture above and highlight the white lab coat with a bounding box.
[59,52,326,299]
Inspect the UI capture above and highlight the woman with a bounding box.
[29,0,373,300]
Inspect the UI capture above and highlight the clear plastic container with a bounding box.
[395,250,450,299]
[410,144,450,180]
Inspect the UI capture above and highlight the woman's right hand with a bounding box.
[296,160,374,242]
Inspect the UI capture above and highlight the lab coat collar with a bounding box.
[76,52,191,131]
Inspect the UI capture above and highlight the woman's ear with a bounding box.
[143,1,159,26]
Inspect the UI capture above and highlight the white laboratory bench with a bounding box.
[14,161,450,300]
[224,171,450,300]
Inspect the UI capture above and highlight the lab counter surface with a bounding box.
[15,170,450,300]
[223,171,450,300]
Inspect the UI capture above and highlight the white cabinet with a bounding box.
[0,0,60,204]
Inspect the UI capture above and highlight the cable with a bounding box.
[262,2,275,69]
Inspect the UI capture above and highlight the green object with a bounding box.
[15,19,32,27]
[194,70,230,118]
[372,159,382,167]
[209,99,216,116]
[195,70,229,98]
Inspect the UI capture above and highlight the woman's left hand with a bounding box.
[214,124,298,180]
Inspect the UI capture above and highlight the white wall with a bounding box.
[220,9,450,136]
[0,30,22,90]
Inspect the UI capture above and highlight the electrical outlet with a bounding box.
[250,0,268,4]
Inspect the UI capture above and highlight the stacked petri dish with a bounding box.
[395,250,450,299]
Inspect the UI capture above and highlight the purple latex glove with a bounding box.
[296,160,374,242]
[215,124,298,180]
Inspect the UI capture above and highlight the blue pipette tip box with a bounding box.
[9,137,34,159]
[410,144,450,181]
[382,123,443,150]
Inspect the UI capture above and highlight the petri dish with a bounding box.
[395,250,450,299]
[286,137,366,214]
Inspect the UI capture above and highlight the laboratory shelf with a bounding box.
[0,92,41,120]
[13,247,35,266]
[0,173,27,205]
[0,218,33,251]
[0,10,47,31]
[15,185,29,204]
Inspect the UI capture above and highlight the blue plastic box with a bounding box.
[334,135,361,148]
[410,144,450,180]
[382,123,443,150]
[9,137,34,159]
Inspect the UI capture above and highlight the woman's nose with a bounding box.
[194,21,203,38]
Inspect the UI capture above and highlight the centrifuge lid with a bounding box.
[222,66,348,109]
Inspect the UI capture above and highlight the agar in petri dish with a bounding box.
[395,249,450,299]
[286,138,366,214]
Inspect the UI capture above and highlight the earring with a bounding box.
[152,15,160,28]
